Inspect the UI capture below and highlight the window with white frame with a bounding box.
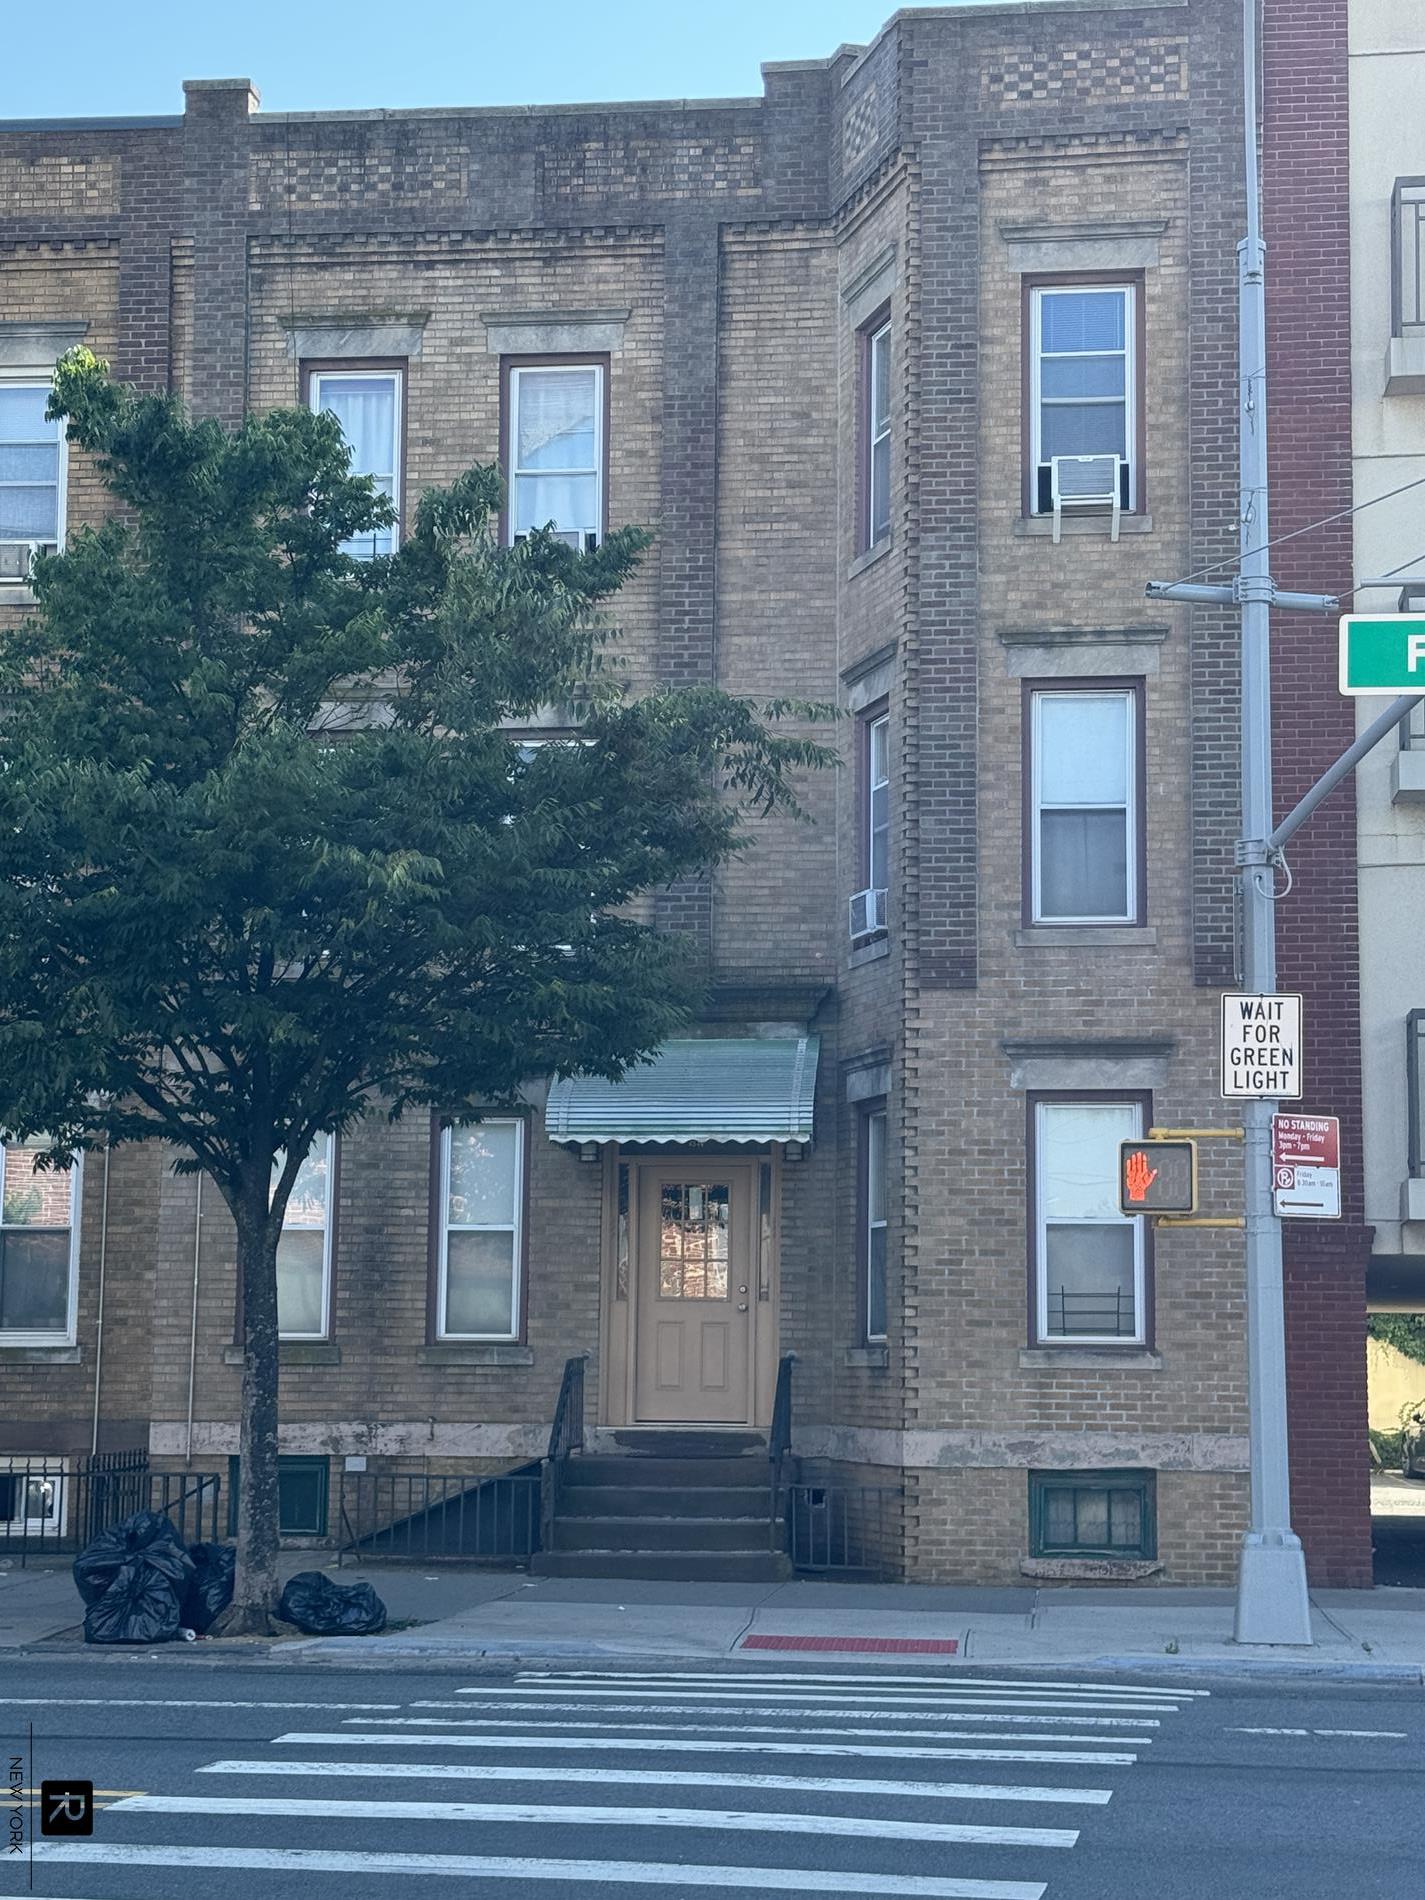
[865,319,891,549]
[438,1118,525,1339]
[0,384,66,581]
[274,1135,334,1339]
[1029,285,1136,513]
[508,364,603,547]
[1032,1098,1145,1344]
[862,1104,888,1342]
[854,708,890,937]
[1029,686,1138,925]
[309,369,402,557]
[0,1139,80,1344]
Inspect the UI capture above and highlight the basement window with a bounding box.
[1029,1468,1156,1561]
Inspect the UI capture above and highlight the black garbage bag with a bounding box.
[182,1542,236,1635]
[73,1510,193,1608]
[83,1555,184,1645]
[278,1569,387,1636]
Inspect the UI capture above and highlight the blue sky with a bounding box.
[0,2,1002,120]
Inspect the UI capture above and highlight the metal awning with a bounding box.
[545,1036,820,1147]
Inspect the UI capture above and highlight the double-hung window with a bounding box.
[0,384,66,582]
[1028,684,1140,925]
[0,1139,80,1345]
[1029,284,1136,513]
[508,363,603,549]
[309,368,402,557]
[274,1135,335,1340]
[437,1118,526,1340]
[861,1104,888,1342]
[1032,1097,1147,1345]
[862,318,891,550]
[853,708,890,939]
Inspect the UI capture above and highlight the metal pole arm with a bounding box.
[1269,694,1423,851]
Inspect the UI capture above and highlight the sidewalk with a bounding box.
[6,1550,1424,1679]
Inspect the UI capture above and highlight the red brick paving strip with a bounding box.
[740,1634,960,1654]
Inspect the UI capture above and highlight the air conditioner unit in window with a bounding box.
[513,529,599,553]
[0,540,56,583]
[850,887,887,938]
[1049,454,1122,544]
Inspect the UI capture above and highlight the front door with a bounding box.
[634,1166,753,1424]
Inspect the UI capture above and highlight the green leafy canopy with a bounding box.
[0,349,836,1229]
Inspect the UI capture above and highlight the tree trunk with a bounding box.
[227,1207,282,1635]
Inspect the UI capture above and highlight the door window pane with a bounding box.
[311,371,401,557]
[1036,1101,1143,1342]
[441,1118,524,1338]
[273,1136,332,1339]
[1032,690,1136,923]
[657,1183,730,1301]
[511,365,601,541]
[0,1140,77,1341]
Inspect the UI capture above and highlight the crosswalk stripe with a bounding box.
[414,1699,1161,1729]
[31,1843,1047,1897]
[274,1730,1137,1765]
[199,1759,1115,1805]
[109,1793,1078,1848]
[517,1671,1209,1698]
[0,1697,401,1711]
[361,1717,1152,1747]
[446,1686,1181,1714]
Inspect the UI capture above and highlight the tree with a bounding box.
[0,350,833,1631]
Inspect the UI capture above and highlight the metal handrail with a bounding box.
[769,1351,797,1554]
[541,1351,589,1549]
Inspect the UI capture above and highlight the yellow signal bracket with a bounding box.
[1148,1126,1244,1141]
[1153,1215,1247,1228]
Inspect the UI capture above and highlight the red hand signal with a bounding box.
[1124,1149,1158,1204]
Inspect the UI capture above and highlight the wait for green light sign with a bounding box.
[1338,615,1425,694]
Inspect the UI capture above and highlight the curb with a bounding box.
[1089,1653,1425,1684]
[281,1635,733,1661]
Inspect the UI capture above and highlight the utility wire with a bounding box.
[1162,470,1425,589]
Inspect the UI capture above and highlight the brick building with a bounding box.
[0,0,1374,1586]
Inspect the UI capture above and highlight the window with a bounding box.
[0,1458,67,1539]
[308,368,402,557]
[227,1455,329,1538]
[1031,1097,1147,1345]
[1030,1469,1156,1561]
[0,1139,80,1345]
[853,708,890,938]
[507,362,604,547]
[437,1118,525,1340]
[274,1135,334,1340]
[1028,685,1140,925]
[861,317,891,550]
[0,384,66,581]
[1029,284,1136,513]
[860,1105,888,1342]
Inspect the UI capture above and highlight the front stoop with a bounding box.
[532,1432,792,1582]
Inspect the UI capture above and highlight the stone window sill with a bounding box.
[848,535,892,580]
[848,933,891,969]
[844,1344,889,1370]
[0,583,37,607]
[222,1341,342,1366]
[418,1342,535,1367]
[1015,925,1157,949]
[1020,1556,1163,1581]
[0,1343,80,1363]
[1013,513,1154,539]
[1019,1347,1162,1370]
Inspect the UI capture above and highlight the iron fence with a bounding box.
[785,1483,902,1577]
[337,1466,542,1565]
[0,1454,223,1565]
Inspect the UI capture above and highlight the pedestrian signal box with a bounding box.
[1118,1139,1197,1216]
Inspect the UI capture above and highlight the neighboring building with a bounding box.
[1351,8,1425,1406]
[0,0,1371,1585]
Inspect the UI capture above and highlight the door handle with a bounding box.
[738,1286,748,1295]
[736,1302,749,1312]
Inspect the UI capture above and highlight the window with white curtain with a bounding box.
[0,384,66,581]
[1029,285,1135,512]
[1033,1098,1145,1345]
[309,369,402,557]
[0,1139,81,1344]
[508,364,603,546]
[274,1135,334,1339]
[438,1119,525,1339]
[1030,687,1139,924]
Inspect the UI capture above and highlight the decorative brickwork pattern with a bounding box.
[249,129,466,212]
[980,40,1188,108]
[541,137,760,201]
[842,87,881,171]
[0,154,119,218]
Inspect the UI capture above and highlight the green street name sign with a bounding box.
[1339,614,1425,694]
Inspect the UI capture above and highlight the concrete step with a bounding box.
[609,1430,767,1459]
[531,1547,792,1583]
[553,1514,775,1554]
[565,1455,767,1488]
[560,1485,770,1520]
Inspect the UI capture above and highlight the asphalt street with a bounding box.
[0,1655,1420,1899]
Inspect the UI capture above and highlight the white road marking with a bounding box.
[414,1698,1161,1729]
[0,1696,400,1711]
[448,1685,1182,1714]
[31,1844,1047,1897]
[364,1716,1152,1747]
[518,1670,1209,1697]
[274,1730,1137,1765]
[199,1758,1115,1805]
[110,1794,1078,1849]
[1229,1726,1408,1739]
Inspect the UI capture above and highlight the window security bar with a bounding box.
[1391,178,1425,338]
[1050,455,1122,544]
[1047,1286,1136,1338]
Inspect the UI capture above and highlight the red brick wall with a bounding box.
[1263,0,1373,1588]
